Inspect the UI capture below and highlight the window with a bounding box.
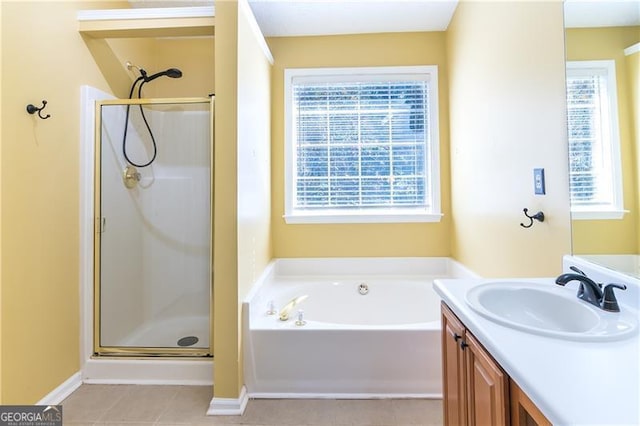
[566,60,625,220]
[284,66,441,224]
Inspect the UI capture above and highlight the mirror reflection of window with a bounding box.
[566,60,624,220]
[564,0,639,277]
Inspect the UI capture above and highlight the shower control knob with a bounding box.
[123,165,141,189]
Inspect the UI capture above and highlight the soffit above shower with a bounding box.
[78,6,215,38]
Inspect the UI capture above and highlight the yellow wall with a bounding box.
[0,0,214,404]
[86,36,214,99]
[0,0,127,404]
[236,0,273,303]
[628,49,640,251]
[151,38,214,98]
[213,0,240,400]
[566,26,640,255]
[213,0,273,400]
[236,0,273,393]
[267,32,451,258]
[0,0,3,404]
[447,1,571,277]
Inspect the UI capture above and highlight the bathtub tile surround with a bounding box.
[62,384,443,425]
[243,257,478,399]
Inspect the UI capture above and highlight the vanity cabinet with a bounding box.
[442,302,509,425]
[442,302,551,426]
[442,302,467,424]
[510,380,552,426]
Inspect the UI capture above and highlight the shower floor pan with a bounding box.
[115,315,210,349]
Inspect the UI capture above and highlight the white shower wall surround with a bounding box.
[100,102,210,348]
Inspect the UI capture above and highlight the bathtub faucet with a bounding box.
[279,295,308,321]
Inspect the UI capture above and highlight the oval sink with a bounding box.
[465,282,638,341]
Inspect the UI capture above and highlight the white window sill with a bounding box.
[571,209,628,220]
[284,210,443,224]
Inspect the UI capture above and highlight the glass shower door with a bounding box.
[95,98,212,356]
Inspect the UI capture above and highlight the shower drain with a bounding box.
[177,336,199,347]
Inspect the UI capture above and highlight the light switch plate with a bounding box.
[534,168,545,195]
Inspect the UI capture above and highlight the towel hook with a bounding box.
[520,208,544,228]
[26,100,50,120]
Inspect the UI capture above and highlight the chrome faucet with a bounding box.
[278,295,308,321]
[555,268,627,312]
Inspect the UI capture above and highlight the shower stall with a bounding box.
[94,96,213,357]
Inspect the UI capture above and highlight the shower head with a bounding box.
[143,68,183,83]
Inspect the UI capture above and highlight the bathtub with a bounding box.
[575,254,640,279]
[243,257,478,398]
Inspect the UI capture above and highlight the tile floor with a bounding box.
[62,385,443,426]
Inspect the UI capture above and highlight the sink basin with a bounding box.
[465,282,638,341]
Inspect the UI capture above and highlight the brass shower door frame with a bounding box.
[93,97,214,358]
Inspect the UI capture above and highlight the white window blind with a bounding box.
[566,60,624,219]
[284,66,441,224]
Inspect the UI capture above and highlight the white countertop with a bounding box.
[433,277,640,426]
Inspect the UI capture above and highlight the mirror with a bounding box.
[564,1,640,278]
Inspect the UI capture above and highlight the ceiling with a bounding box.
[246,1,458,36]
[128,0,640,36]
[564,0,640,28]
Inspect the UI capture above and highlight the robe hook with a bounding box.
[26,100,51,119]
[520,208,544,228]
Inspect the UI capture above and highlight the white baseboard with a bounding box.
[248,391,442,400]
[207,386,248,416]
[37,372,82,405]
[82,358,213,385]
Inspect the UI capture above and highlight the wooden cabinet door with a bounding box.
[465,332,509,426]
[442,303,467,426]
[510,379,552,426]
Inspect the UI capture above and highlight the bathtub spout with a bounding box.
[279,295,308,321]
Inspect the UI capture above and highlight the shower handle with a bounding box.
[96,217,106,233]
[123,165,141,189]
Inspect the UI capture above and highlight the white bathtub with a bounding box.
[575,254,640,279]
[243,257,478,398]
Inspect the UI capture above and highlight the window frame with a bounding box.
[283,65,442,224]
[566,60,626,221]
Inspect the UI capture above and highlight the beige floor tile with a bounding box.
[63,385,446,426]
[99,385,180,423]
[391,399,443,425]
[233,399,295,425]
[241,399,337,425]
[333,399,396,425]
[196,413,244,425]
[62,384,131,423]
[180,423,240,426]
[155,386,213,424]
[93,423,155,426]
[187,422,260,426]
